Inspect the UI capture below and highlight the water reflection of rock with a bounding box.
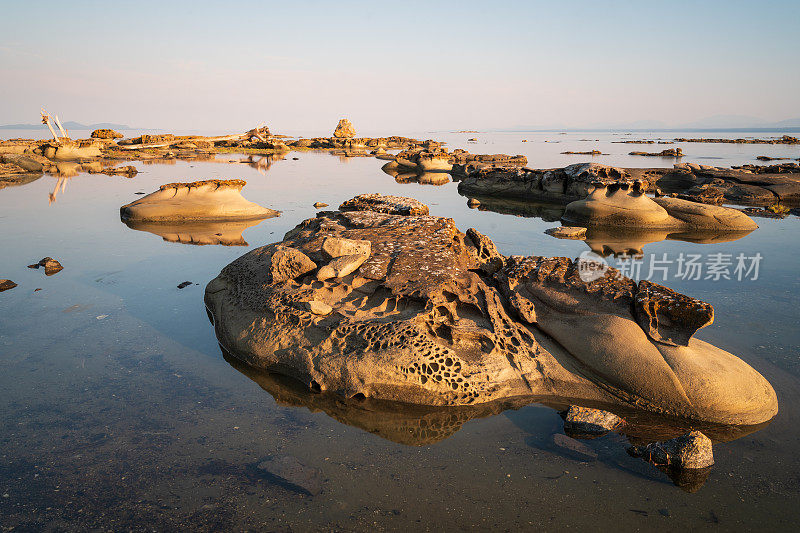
[225,349,767,449]
[122,218,270,246]
[0,172,42,190]
[583,227,755,257]
[382,164,451,186]
[225,350,531,446]
[233,154,282,175]
[462,195,566,222]
[459,193,754,253]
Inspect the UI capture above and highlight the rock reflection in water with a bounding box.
[463,195,566,222]
[225,348,768,492]
[382,165,451,186]
[459,193,755,253]
[122,217,273,246]
[224,350,526,446]
[583,227,755,257]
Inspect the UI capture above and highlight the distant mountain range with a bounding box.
[0,121,132,130]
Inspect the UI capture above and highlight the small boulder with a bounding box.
[333,118,356,139]
[313,202,329,208]
[630,430,714,469]
[317,254,368,281]
[321,236,371,259]
[545,226,587,239]
[27,257,63,276]
[563,406,624,437]
[269,247,317,283]
[0,279,17,292]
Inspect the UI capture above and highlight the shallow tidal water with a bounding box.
[1,131,799,531]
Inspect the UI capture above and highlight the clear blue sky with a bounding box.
[1,0,798,134]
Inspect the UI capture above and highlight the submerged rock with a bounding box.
[550,433,598,461]
[204,194,778,425]
[0,279,17,292]
[256,455,322,496]
[545,226,587,239]
[27,257,63,276]
[119,179,280,222]
[563,406,624,437]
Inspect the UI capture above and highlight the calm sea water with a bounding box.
[1,131,799,530]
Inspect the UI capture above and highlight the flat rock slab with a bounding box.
[545,226,587,239]
[257,455,323,496]
[339,193,429,216]
[563,405,623,437]
[0,279,17,292]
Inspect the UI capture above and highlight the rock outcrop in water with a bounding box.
[458,161,800,207]
[205,194,778,426]
[119,179,280,222]
[561,182,758,230]
[90,128,123,139]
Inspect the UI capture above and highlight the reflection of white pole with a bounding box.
[54,115,68,138]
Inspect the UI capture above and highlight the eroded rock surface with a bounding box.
[458,161,800,207]
[205,195,778,425]
[339,193,429,216]
[119,179,280,222]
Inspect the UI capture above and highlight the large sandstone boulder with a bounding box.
[119,179,280,222]
[204,195,777,426]
[562,182,758,231]
[333,118,356,139]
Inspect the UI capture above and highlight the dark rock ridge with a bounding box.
[629,148,683,157]
[205,194,778,426]
[90,128,123,139]
[458,161,800,207]
[673,135,799,144]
